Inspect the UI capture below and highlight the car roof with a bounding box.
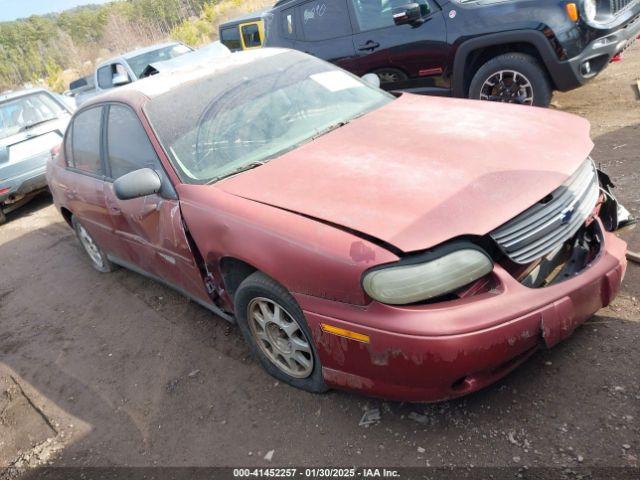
[0,88,53,103]
[96,42,184,68]
[80,48,295,109]
[219,8,269,26]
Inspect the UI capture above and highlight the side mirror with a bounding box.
[393,3,428,26]
[112,72,131,87]
[114,168,161,200]
[362,73,381,89]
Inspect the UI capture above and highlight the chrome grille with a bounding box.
[491,159,600,264]
[610,0,636,14]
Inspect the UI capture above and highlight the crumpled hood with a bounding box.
[218,94,593,253]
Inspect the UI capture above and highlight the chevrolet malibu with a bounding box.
[47,48,630,402]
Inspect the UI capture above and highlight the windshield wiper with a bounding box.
[20,117,58,132]
[208,161,265,184]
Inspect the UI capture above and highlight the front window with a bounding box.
[144,51,393,184]
[126,44,192,79]
[351,0,432,31]
[0,92,68,140]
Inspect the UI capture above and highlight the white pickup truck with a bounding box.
[70,41,230,106]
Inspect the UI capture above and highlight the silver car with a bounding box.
[0,89,73,224]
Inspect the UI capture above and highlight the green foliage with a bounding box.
[0,0,218,91]
[171,17,214,46]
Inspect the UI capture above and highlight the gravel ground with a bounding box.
[0,45,638,476]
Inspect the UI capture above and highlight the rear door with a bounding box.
[60,106,113,249]
[292,0,358,70]
[348,0,449,93]
[101,103,210,303]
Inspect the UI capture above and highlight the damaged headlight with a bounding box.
[362,247,493,305]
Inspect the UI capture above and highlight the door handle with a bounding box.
[358,41,380,52]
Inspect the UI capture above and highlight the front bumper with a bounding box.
[555,14,640,91]
[295,228,627,402]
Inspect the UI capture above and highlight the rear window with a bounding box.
[71,107,104,176]
[0,92,68,140]
[220,27,242,51]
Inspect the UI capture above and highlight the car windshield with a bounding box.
[127,44,192,78]
[145,51,394,184]
[0,92,67,140]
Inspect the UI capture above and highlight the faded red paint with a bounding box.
[47,76,627,402]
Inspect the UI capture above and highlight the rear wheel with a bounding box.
[234,272,327,393]
[469,53,552,107]
[72,216,116,273]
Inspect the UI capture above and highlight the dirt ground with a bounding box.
[0,46,639,476]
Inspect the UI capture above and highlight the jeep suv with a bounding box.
[230,0,640,106]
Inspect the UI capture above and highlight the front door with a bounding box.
[348,0,449,93]
[101,103,211,304]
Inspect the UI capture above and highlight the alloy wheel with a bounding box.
[77,223,105,269]
[247,297,314,379]
[479,70,534,105]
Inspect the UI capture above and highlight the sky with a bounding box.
[0,0,112,22]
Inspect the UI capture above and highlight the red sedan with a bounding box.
[47,48,630,402]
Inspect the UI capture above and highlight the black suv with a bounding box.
[224,0,640,106]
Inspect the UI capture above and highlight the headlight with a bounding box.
[362,248,493,305]
[583,0,597,22]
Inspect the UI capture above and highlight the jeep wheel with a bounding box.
[469,53,552,107]
[374,68,408,86]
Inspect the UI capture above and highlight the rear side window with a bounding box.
[220,27,242,51]
[71,107,104,175]
[106,105,160,179]
[241,23,262,48]
[298,0,352,40]
[282,8,296,37]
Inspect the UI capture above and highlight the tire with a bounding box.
[374,68,408,86]
[468,53,552,107]
[234,271,327,393]
[72,216,116,273]
[0,208,5,226]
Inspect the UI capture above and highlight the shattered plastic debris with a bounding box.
[264,450,274,461]
[359,408,381,427]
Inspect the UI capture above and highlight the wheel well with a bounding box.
[463,42,552,96]
[60,207,73,228]
[219,257,257,299]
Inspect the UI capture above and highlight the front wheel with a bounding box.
[468,53,552,107]
[234,272,327,393]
